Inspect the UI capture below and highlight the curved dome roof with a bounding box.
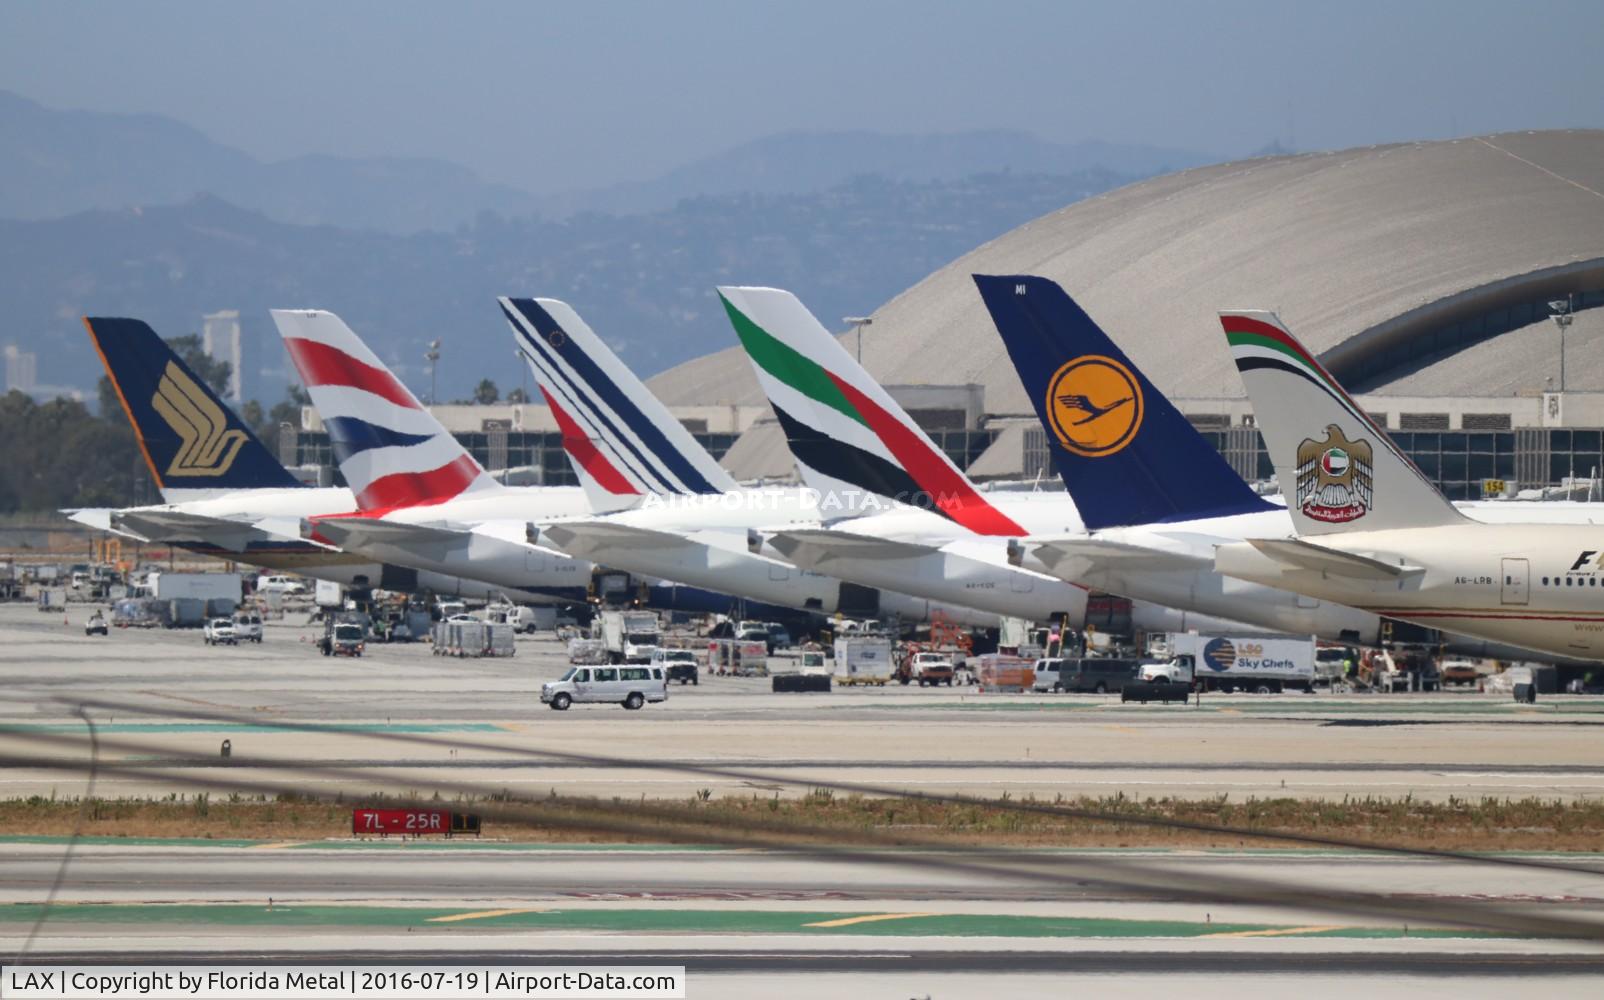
[649,129,1604,414]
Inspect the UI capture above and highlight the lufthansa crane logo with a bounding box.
[1045,355,1144,457]
[151,361,247,477]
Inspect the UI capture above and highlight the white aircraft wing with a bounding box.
[311,517,471,550]
[1245,537,1424,582]
[766,528,943,567]
[110,510,268,552]
[1031,537,1212,578]
[540,521,697,557]
[66,508,149,541]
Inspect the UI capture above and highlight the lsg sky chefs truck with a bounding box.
[1141,633,1317,693]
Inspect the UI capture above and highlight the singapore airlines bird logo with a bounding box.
[1296,424,1373,523]
[151,362,247,477]
[1045,355,1144,457]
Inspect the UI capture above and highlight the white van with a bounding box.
[1031,658,1064,692]
[257,575,307,596]
[542,665,669,711]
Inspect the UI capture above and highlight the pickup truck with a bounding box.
[203,617,238,646]
[906,651,955,687]
[653,648,700,685]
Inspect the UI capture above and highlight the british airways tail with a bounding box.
[269,310,503,511]
[720,285,1027,536]
[500,296,737,510]
[1221,310,1464,535]
[973,274,1274,530]
[84,316,302,501]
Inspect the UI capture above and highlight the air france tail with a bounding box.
[719,285,1024,535]
[499,296,736,510]
[974,275,1274,530]
[1220,310,1464,535]
[84,317,302,501]
[270,310,503,511]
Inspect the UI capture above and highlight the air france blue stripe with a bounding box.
[503,302,691,495]
[516,337,668,494]
[322,416,434,460]
[506,299,720,495]
[506,301,693,493]
[504,306,680,494]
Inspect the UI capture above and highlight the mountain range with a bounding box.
[1,89,1216,231]
[0,89,1220,405]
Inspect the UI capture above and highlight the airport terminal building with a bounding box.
[287,130,1604,501]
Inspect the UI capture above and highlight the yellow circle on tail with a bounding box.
[1045,356,1144,457]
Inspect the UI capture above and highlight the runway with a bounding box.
[6,605,1604,995]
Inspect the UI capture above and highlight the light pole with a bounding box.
[424,339,441,405]
[844,316,873,364]
[1550,297,1575,392]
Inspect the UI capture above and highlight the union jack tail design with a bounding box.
[270,310,502,511]
[500,296,737,511]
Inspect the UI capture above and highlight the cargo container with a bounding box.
[831,637,893,686]
[145,572,243,605]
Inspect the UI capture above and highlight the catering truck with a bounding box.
[599,610,661,664]
[1140,633,1317,693]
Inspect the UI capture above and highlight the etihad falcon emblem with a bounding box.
[1296,424,1373,523]
[151,361,248,477]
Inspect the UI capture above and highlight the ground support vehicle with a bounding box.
[320,617,367,657]
[542,665,668,710]
[974,654,1036,692]
[1057,657,1142,694]
[232,611,264,643]
[600,610,662,664]
[832,637,892,686]
[651,647,700,685]
[1142,634,1316,693]
[708,638,771,676]
[203,617,238,646]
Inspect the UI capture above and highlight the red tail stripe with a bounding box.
[354,454,480,510]
[283,338,419,410]
[825,373,1026,537]
[540,387,639,496]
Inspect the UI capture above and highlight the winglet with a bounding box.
[1221,310,1464,534]
[973,274,1274,530]
[83,316,302,500]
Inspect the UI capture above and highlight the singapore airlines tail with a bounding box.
[84,316,303,502]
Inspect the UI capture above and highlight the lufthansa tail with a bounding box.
[1221,310,1464,535]
[84,317,302,500]
[973,274,1274,530]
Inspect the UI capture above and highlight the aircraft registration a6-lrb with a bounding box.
[1216,310,1604,660]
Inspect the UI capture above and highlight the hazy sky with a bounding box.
[4,0,1601,193]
